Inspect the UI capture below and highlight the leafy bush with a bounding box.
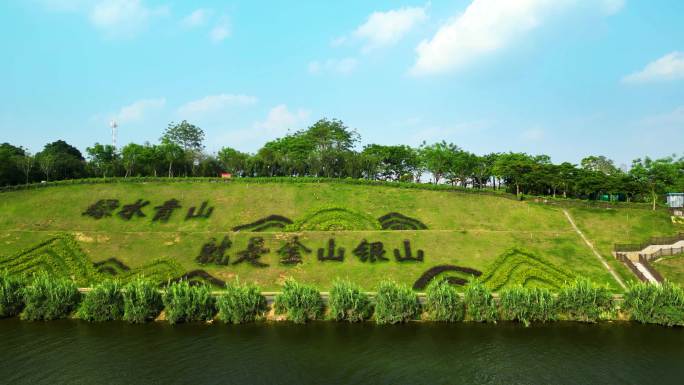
[0,272,25,317]
[163,281,216,324]
[21,272,80,321]
[274,278,323,323]
[374,280,420,325]
[623,281,684,326]
[556,279,614,322]
[499,286,556,326]
[328,279,373,322]
[216,279,266,324]
[425,278,464,322]
[122,277,163,323]
[77,280,124,322]
[463,280,497,323]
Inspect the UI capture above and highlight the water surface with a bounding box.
[1,319,683,385]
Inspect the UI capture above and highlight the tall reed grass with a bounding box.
[274,278,323,323]
[499,286,556,326]
[374,280,420,325]
[216,279,266,324]
[328,279,373,322]
[163,281,216,324]
[556,278,614,322]
[424,278,464,322]
[21,272,80,321]
[122,277,163,323]
[463,280,497,323]
[77,280,124,322]
[623,281,684,326]
[0,272,25,318]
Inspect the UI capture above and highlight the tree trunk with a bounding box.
[516,183,520,196]
[168,161,173,178]
[652,188,657,211]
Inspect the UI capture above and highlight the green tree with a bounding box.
[581,155,619,175]
[35,140,85,181]
[0,143,25,186]
[361,144,420,181]
[158,140,185,177]
[493,152,536,196]
[218,147,251,176]
[630,156,679,210]
[161,120,205,151]
[121,143,145,177]
[419,141,459,184]
[86,143,119,178]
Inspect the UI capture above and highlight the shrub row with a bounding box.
[3,273,684,327]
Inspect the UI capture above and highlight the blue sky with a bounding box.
[1,0,683,166]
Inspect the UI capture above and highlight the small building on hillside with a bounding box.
[667,193,684,217]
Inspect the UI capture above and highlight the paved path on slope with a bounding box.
[563,209,626,290]
[633,262,659,283]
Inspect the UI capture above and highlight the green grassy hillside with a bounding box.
[0,180,679,291]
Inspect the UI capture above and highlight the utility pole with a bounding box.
[109,120,118,149]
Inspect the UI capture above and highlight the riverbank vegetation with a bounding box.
[374,280,420,324]
[162,281,216,324]
[328,279,373,322]
[2,274,684,327]
[21,272,80,321]
[273,278,323,323]
[122,277,163,323]
[216,279,267,324]
[77,280,124,322]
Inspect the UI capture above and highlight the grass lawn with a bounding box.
[0,181,677,291]
[653,256,684,284]
[566,206,681,286]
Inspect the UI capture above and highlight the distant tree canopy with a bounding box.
[2,118,683,209]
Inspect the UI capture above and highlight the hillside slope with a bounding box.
[0,180,675,290]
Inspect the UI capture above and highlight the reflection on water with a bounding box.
[1,319,683,385]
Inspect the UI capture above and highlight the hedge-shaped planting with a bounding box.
[169,270,226,288]
[93,258,131,276]
[413,265,482,290]
[480,249,574,292]
[0,236,100,286]
[378,212,428,230]
[289,207,381,231]
[232,215,294,232]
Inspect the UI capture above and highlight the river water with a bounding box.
[1,319,683,385]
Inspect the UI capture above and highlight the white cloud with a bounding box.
[113,98,166,124]
[640,105,684,127]
[407,120,490,144]
[181,8,212,28]
[89,0,168,37]
[37,0,94,12]
[601,0,625,15]
[177,94,257,117]
[354,6,428,51]
[521,127,545,141]
[35,0,168,37]
[220,105,311,149]
[411,0,622,75]
[308,58,358,75]
[622,52,684,84]
[210,16,231,42]
[254,105,311,132]
[330,36,347,47]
